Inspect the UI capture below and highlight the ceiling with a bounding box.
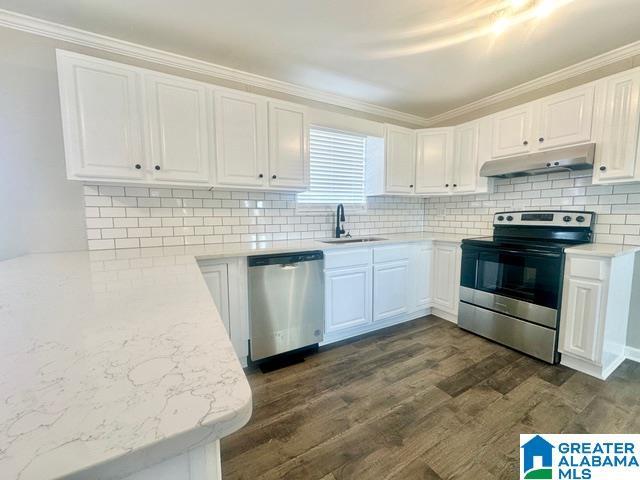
[2,0,640,119]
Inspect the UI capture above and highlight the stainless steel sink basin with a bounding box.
[319,237,387,244]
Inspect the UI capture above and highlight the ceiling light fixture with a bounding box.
[536,0,557,17]
[493,17,511,35]
[510,0,528,8]
[369,0,572,58]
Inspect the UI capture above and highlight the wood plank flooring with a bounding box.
[221,315,640,480]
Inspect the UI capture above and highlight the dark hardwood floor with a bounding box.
[221,315,640,480]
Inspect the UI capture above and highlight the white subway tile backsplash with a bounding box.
[84,184,424,250]
[424,174,640,245]
[85,173,640,250]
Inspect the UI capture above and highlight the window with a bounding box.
[297,127,366,205]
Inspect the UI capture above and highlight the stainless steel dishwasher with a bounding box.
[248,251,324,362]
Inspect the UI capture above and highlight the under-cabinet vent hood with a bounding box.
[479,143,595,178]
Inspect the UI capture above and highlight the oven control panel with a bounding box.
[494,211,594,227]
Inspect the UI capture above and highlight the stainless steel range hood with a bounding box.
[479,143,595,178]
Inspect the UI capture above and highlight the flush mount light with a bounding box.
[492,17,511,35]
[369,0,572,57]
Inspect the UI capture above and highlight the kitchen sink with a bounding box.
[319,237,387,244]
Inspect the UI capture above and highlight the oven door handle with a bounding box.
[476,247,563,259]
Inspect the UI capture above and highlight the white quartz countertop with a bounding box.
[0,251,252,480]
[0,232,465,480]
[94,232,466,263]
[564,243,640,257]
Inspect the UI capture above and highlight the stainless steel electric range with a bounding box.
[458,210,595,364]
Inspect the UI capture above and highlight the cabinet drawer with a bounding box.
[324,248,371,269]
[373,244,410,264]
[567,256,607,280]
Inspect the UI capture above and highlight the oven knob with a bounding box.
[576,215,585,223]
[506,215,514,221]
[563,215,572,222]
[497,215,504,221]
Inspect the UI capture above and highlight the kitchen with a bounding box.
[1,1,640,479]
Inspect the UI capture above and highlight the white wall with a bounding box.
[0,27,87,260]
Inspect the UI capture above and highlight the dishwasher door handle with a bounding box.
[281,263,299,270]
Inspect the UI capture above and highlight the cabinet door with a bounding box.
[593,70,640,183]
[452,121,480,193]
[413,244,433,310]
[491,104,533,158]
[325,266,372,334]
[432,244,458,313]
[145,74,210,183]
[537,84,595,150]
[373,261,410,321]
[201,264,231,335]
[415,128,452,194]
[214,90,268,187]
[384,124,416,194]
[57,52,145,180]
[268,101,308,189]
[559,277,603,363]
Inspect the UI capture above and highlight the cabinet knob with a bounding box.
[599,166,607,171]
[523,140,529,146]
[258,173,264,178]
[538,137,544,143]
[554,162,560,166]
[546,162,551,167]
[409,184,414,188]
[272,174,277,179]
[135,164,141,170]
[154,165,161,171]
[445,183,449,187]
[453,184,457,187]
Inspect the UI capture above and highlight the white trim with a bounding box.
[4,8,640,128]
[423,39,640,126]
[626,345,640,364]
[0,8,430,127]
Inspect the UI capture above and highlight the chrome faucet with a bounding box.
[335,204,346,238]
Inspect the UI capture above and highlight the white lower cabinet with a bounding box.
[322,241,459,344]
[412,243,433,310]
[432,243,461,317]
[199,258,249,365]
[559,252,636,379]
[373,261,410,322]
[325,266,372,334]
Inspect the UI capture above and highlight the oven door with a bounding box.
[460,244,564,310]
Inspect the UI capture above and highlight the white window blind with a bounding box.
[297,127,366,204]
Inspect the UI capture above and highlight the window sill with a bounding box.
[295,203,368,216]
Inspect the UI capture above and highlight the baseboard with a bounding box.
[625,345,640,364]
[431,308,458,324]
[321,308,431,346]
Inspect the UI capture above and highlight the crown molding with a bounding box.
[0,8,432,127]
[423,39,640,126]
[3,8,640,129]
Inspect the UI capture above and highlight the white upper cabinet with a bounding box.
[537,84,595,150]
[492,84,596,159]
[384,124,416,194]
[415,128,453,194]
[145,74,210,184]
[214,90,268,187]
[452,121,480,193]
[592,69,640,184]
[267,101,308,189]
[491,104,534,158]
[57,51,145,181]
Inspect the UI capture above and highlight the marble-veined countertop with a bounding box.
[0,232,466,480]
